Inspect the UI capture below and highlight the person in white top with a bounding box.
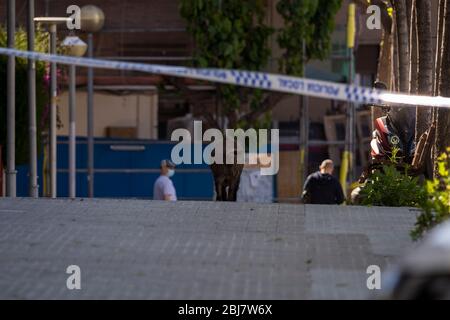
[153,159,177,201]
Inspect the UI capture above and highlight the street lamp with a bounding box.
[61,36,87,199]
[299,39,309,190]
[6,0,16,197]
[80,5,105,198]
[347,3,356,183]
[34,17,71,198]
[81,5,105,33]
[27,0,38,198]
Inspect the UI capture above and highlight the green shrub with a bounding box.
[360,164,426,207]
[0,26,49,166]
[411,149,450,240]
[360,148,427,207]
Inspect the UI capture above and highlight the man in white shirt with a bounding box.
[153,159,177,201]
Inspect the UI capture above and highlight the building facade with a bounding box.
[1,0,382,199]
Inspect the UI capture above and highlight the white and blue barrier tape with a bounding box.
[1,47,450,109]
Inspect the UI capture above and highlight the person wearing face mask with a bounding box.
[153,159,177,201]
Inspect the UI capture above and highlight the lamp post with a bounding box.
[27,0,38,198]
[299,39,309,190]
[6,0,16,197]
[346,3,356,188]
[80,5,105,198]
[34,17,70,198]
[61,36,87,199]
[339,3,357,196]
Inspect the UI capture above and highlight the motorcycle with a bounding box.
[351,97,434,203]
[371,115,415,160]
[354,113,416,185]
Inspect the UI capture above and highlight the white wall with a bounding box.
[57,90,158,139]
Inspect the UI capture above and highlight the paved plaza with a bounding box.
[0,198,419,299]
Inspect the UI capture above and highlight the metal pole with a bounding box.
[299,100,304,188]
[87,33,94,198]
[299,40,309,189]
[69,64,76,199]
[28,0,38,198]
[344,52,356,184]
[0,145,3,196]
[49,24,57,198]
[349,48,356,182]
[303,40,309,184]
[345,2,356,188]
[303,94,309,181]
[6,0,16,197]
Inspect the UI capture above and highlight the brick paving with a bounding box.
[0,198,419,299]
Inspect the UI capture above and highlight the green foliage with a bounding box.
[360,164,426,207]
[360,148,427,207]
[180,0,272,70]
[411,150,450,240]
[179,0,342,128]
[359,146,450,241]
[0,26,49,165]
[180,0,273,125]
[277,0,342,75]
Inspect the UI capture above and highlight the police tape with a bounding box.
[1,47,450,109]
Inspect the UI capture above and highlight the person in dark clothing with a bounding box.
[301,159,345,205]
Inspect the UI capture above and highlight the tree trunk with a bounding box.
[415,0,433,144]
[393,0,411,93]
[434,0,446,96]
[409,0,418,95]
[435,0,450,166]
[430,0,446,177]
[388,1,416,152]
[406,0,413,39]
[373,28,394,130]
[208,129,245,202]
[393,18,400,92]
[210,163,244,201]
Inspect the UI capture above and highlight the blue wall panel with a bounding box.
[16,137,214,200]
